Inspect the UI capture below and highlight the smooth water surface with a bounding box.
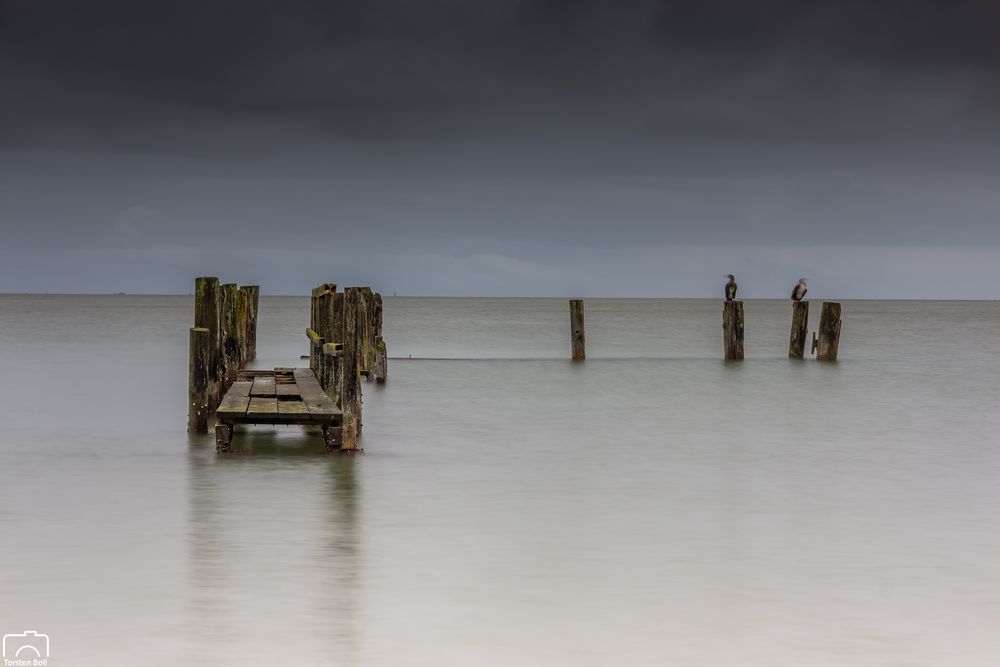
[1,296,998,666]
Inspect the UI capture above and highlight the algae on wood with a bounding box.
[788,301,809,359]
[723,300,744,360]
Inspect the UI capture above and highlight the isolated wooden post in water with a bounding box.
[723,300,744,360]
[569,299,585,361]
[815,302,842,361]
[340,287,362,450]
[240,285,259,361]
[188,327,211,433]
[374,335,388,384]
[194,277,222,408]
[788,301,809,359]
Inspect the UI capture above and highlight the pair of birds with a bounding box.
[725,275,808,302]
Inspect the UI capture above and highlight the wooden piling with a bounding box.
[788,301,809,359]
[220,283,240,389]
[194,277,223,408]
[188,327,211,433]
[374,335,388,384]
[569,299,585,361]
[235,287,249,368]
[340,287,362,450]
[723,300,744,360]
[815,302,842,361]
[307,327,324,378]
[311,283,338,342]
[240,285,259,361]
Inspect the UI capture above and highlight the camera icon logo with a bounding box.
[2,630,49,660]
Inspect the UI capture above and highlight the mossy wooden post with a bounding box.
[569,299,585,361]
[788,301,809,359]
[240,285,259,362]
[194,277,222,409]
[307,327,324,378]
[340,287,362,450]
[311,283,337,341]
[815,302,842,361]
[374,335,388,384]
[723,300,744,360]
[322,342,345,449]
[358,287,375,379]
[188,327,211,433]
[220,283,240,390]
[235,287,249,368]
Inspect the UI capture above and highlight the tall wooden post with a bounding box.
[240,285,259,361]
[340,287,362,450]
[788,301,809,359]
[194,277,222,409]
[188,327,211,433]
[235,287,249,368]
[569,299,585,361]
[220,283,240,389]
[815,302,842,361]
[723,300,744,360]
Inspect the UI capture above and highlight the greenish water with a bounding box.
[1,296,998,666]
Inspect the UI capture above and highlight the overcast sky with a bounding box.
[2,0,999,296]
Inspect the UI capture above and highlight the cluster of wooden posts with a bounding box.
[187,279,388,452]
[567,299,843,361]
[306,284,388,450]
[187,278,260,433]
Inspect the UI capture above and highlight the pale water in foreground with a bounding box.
[1,296,998,666]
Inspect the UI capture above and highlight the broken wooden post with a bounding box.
[188,327,211,433]
[815,302,842,361]
[788,301,809,359]
[569,299,585,361]
[220,283,240,389]
[723,300,744,360]
[194,277,223,409]
[240,285,259,362]
[340,287,362,450]
[374,335,388,383]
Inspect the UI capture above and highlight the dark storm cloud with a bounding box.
[1,1,1000,295]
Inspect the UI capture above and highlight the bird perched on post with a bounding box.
[791,279,807,302]
[725,274,737,301]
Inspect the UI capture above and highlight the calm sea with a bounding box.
[1,296,998,666]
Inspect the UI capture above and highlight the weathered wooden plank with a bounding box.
[275,383,300,397]
[278,400,309,415]
[294,369,341,420]
[250,376,276,396]
[246,397,279,419]
[237,369,275,380]
[216,392,251,418]
[228,381,252,397]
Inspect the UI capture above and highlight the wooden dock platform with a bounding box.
[214,367,341,452]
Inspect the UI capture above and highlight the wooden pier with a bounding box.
[214,368,341,452]
[188,279,388,453]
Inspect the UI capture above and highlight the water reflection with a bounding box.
[185,429,361,665]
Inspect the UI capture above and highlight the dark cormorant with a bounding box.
[725,274,737,301]
[791,279,807,302]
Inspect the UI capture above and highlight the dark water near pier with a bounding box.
[1,296,998,666]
